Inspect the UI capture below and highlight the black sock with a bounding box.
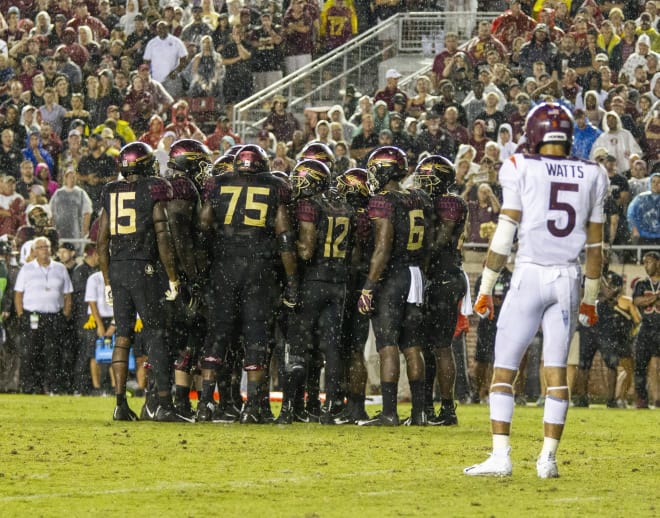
[441,398,455,410]
[116,393,126,406]
[174,385,189,405]
[410,380,425,414]
[381,381,398,417]
[158,394,173,409]
[200,380,215,404]
[349,392,365,407]
[424,354,436,408]
[247,380,259,403]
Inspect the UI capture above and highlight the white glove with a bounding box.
[165,279,180,301]
[104,285,113,306]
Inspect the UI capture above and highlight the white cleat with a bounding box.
[464,449,512,477]
[536,454,559,479]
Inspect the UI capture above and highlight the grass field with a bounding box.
[0,395,658,517]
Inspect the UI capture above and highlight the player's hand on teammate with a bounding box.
[165,279,180,301]
[474,294,494,320]
[578,302,598,327]
[104,285,113,306]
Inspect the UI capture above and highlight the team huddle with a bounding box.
[102,102,609,478]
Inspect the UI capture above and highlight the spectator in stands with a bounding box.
[154,131,177,177]
[0,175,25,238]
[475,91,506,141]
[282,0,314,78]
[468,119,489,163]
[406,75,434,120]
[431,32,460,92]
[591,111,642,174]
[188,34,225,100]
[572,108,602,160]
[219,24,253,117]
[136,64,173,118]
[0,128,22,180]
[327,105,356,144]
[518,24,557,79]
[68,0,109,40]
[49,168,92,246]
[630,159,651,198]
[622,34,658,83]
[58,128,84,176]
[22,130,55,174]
[496,123,516,161]
[205,115,241,152]
[97,0,119,34]
[387,112,412,155]
[349,112,378,167]
[76,133,116,215]
[349,94,372,127]
[372,100,390,134]
[319,0,357,54]
[34,163,58,199]
[491,0,536,53]
[263,94,300,144]
[627,173,660,245]
[143,21,189,98]
[38,87,66,139]
[443,106,469,147]
[124,13,152,65]
[414,110,457,161]
[249,12,284,92]
[181,4,214,55]
[165,100,205,141]
[464,20,508,66]
[333,141,355,175]
[464,181,500,244]
[373,68,407,111]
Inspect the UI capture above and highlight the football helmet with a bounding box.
[336,168,372,207]
[167,138,212,185]
[300,141,335,173]
[271,170,289,182]
[602,271,623,291]
[212,154,235,176]
[290,159,330,200]
[119,142,156,176]
[234,144,270,174]
[367,146,408,190]
[524,102,574,153]
[413,155,455,197]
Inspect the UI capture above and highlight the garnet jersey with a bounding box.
[499,154,608,266]
[429,193,468,274]
[203,170,290,257]
[296,192,356,284]
[368,188,430,270]
[101,176,173,263]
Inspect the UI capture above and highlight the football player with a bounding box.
[357,146,431,426]
[161,138,212,422]
[413,155,468,425]
[276,159,357,425]
[199,144,297,424]
[97,142,183,422]
[335,168,374,424]
[465,102,608,477]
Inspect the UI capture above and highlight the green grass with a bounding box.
[0,395,658,517]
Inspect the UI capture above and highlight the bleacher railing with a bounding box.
[231,11,499,138]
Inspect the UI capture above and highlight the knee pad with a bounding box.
[543,395,569,425]
[489,383,514,424]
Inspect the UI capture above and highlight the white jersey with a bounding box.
[85,271,114,318]
[499,153,608,267]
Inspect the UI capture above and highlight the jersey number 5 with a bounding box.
[109,192,136,235]
[547,182,578,237]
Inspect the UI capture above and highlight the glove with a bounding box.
[282,276,299,309]
[474,294,494,320]
[104,285,113,306]
[357,289,374,315]
[83,314,96,329]
[165,279,180,301]
[578,302,598,327]
[134,318,143,333]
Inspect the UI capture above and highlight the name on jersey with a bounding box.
[545,163,584,179]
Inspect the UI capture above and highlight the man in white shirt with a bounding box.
[143,21,188,98]
[14,236,72,394]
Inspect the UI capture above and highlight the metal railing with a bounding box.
[231,11,499,139]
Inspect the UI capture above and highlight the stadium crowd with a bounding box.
[0,0,658,423]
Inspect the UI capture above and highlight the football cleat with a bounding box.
[464,449,512,477]
[213,402,242,424]
[571,395,589,408]
[536,453,559,479]
[154,405,190,422]
[319,400,345,425]
[140,398,158,421]
[239,403,263,424]
[113,402,139,421]
[174,402,196,423]
[276,401,295,425]
[403,410,428,426]
[196,401,217,422]
[357,412,400,427]
[429,404,458,426]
